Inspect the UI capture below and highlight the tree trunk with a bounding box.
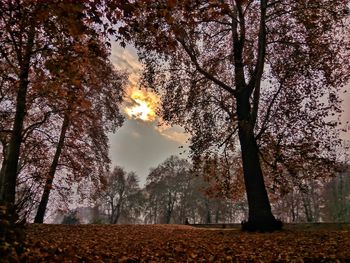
[0,160,6,202]
[1,88,28,204]
[291,193,296,222]
[302,194,313,222]
[34,114,69,223]
[215,208,219,224]
[205,199,211,224]
[0,20,36,205]
[0,36,35,204]
[109,197,115,224]
[165,192,173,224]
[0,82,29,204]
[237,95,281,231]
[112,203,121,224]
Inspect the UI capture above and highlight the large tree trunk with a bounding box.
[0,80,29,204]
[0,26,35,204]
[34,114,69,223]
[237,95,281,231]
[233,0,280,231]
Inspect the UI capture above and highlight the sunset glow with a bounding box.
[124,89,159,121]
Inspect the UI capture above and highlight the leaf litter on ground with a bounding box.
[20,224,350,262]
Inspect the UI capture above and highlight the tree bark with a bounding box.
[0,25,35,204]
[237,94,281,231]
[0,160,6,202]
[34,113,69,223]
[0,82,28,204]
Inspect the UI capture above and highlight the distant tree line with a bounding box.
[62,155,349,225]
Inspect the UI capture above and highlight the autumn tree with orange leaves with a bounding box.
[33,37,126,223]
[0,0,126,223]
[116,0,350,231]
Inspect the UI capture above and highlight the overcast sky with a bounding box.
[108,43,350,186]
[108,44,189,185]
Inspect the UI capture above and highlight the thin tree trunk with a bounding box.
[109,197,115,224]
[215,208,219,224]
[112,201,123,224]
[302,193,313,222]
[291,193,296,222]
[205,199,211,224]
[165,192,173,224]
[34,113,69,223]
[0,83,27,204]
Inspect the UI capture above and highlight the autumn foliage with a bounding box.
[0,0,350,261]
[116,0,350,231]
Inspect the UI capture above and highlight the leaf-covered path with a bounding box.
[23,224,350,262]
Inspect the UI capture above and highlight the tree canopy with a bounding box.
[115,0,350,231]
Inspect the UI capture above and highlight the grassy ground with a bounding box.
[20,223,350,262]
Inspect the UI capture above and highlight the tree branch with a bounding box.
[176,37,237,97]
[22,111,52,141]
[255,66,288,141]
[248,0,267,125]
[219,126,238,148]
[232,4,246,93]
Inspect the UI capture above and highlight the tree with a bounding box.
[144,155,245,224]
[0,1,127,259]
[323,165,350,222]
[119,175,145,224]
[0,0,39,204]
[145,156,191,224]
[95,167,141,224]
[0,1,126,223]
[272,179,324,223]
[61,210,80,225]
[0,0,100,204]
[33,34,126,223]
[119,0,350,231]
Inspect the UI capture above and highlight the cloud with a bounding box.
[155,125,190,144]
[108,42,190,186]
[109,120,189,186]
[124,88,160,122]
[131,131,141,139]
[110,43,142,87]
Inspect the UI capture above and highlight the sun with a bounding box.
[124,89,159,121]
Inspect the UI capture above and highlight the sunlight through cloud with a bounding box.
[124,89,159,122]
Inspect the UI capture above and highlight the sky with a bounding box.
[108,44,189,185]
[108,43,350,186]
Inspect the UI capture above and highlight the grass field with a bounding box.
[20,223,350,262]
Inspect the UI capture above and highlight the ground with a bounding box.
[19,224,350,262]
